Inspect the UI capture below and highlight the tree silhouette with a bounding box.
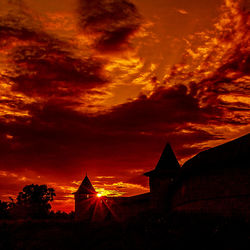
[0,200,9,219]
[15,184,56,218]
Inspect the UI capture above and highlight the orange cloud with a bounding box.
[78,0,142,53]
[177,9,188,15]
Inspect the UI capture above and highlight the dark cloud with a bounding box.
[0,23,39,42]
[162,2,250,126]
[0,83,220,181]
[10,45,107,97]
[194,49,250,125]
[0,8,109,101]
[198,49,250,97]
[93,84,222,135]
[0,7,221,176]
[78,0,141,52]
[0,2,48,45]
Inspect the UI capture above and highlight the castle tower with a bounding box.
[144,143,180,209]
[74,174,97,220]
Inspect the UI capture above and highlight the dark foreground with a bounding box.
[0,212,249,250]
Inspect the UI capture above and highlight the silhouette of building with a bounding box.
[171,133,250,216]
[74,175,98,220]
[74,133,250,221]
[144,143,180,210]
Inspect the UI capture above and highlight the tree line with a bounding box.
[0,184,74,219]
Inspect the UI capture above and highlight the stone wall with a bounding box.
[170,168,250,217]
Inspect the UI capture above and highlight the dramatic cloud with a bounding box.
[10,45,107,97]
[163,0,250,126]
[78,0,142,52]
[0,9,108,96]
[0,0,249,212]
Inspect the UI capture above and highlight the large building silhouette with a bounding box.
[74,133,250,221]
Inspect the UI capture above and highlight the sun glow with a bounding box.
[97,193,102,197]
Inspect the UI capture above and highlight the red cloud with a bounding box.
[78,0,141,52]
[10,45,107,97]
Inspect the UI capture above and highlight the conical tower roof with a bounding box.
[76,175,97,194]
[144,143,180,176]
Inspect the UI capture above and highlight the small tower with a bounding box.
[144,143,180,209]
[74,174,97,220]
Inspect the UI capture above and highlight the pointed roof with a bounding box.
[76,175,97,194]
[144,143,180,176]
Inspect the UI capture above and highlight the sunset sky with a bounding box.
[0,0,249,212]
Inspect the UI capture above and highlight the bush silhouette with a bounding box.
[11,184,55,219]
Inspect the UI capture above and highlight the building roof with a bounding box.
[144,143,180,176]
[181,133,250,173]
[75,175,97,194]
